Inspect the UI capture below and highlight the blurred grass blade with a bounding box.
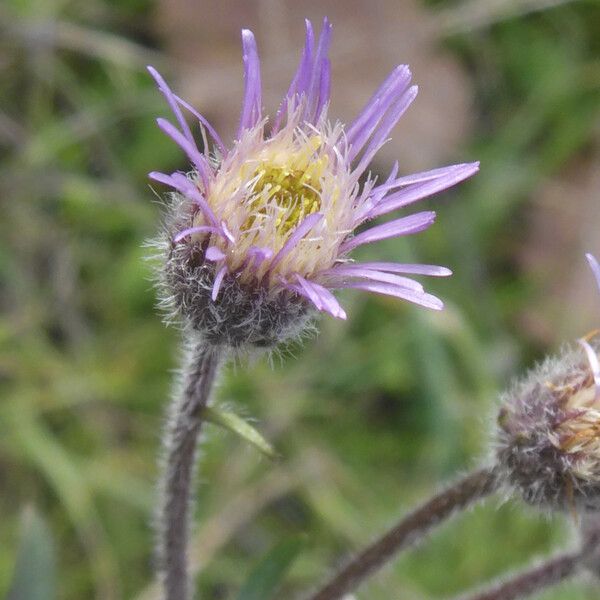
[9,406,120,598]
[204,406,277,460]
[235,537,305,600]
[7,507,57,600]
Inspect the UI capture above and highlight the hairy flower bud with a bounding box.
[157,194,312,347]
[149,19,478,348]
[496,255,600,512]
[496,332,600,512]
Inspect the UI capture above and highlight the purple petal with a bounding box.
[205,246,226,261]
[212,265,228,301]
[587,253,600,292]
[238,30,262,136]
[377,161,400,196]
[249,246,273,262]
[273,20,315,132]
[156,118,211,191]
[315,57,331,121]
[149,171,175,187]
[345,66,411,160]
[345,66,409,141]
[332,281,444,310]
[148,66,195,148]
[336,262,452,277]
[322,266,425,291]
[267,213,323,273]
[365,162,480,220]
[295,275,323,310]
[372,162,479,196]
[171,93,226,155]
[355,161,399,222]
[294,275,347,319]
[304,17,333,123]
[341,211,436,253]
[306,280,347,320]
[238,246,274,274]
[295,20,316,98]
[354,85,418,176]
[173,226,217,243]
[169,173,218,227]
[149,171,218,227]
[220,220,235,243]
[286,282,320,309]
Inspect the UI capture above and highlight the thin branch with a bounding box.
[306,466,500,600]
[452,514,600,600]
[453,551,581,600]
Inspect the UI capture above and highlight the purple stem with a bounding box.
[306,467,499,600]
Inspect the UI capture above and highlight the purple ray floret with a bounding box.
[238,30,262,136]
[148,18,479,319]
[587,254,600,292]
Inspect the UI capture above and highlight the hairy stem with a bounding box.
[454,551,581,600]
[458,518,600,600]
[157,342,223,600]
[307,466,500,600]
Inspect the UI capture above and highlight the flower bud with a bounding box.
[496,333,600,511]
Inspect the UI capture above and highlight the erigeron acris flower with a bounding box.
[149,19,478,347]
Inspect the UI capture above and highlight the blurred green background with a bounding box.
[1,0,600,598]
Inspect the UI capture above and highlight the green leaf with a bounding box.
[235,537,305,600]
[7,507,57,600]
[203,406,278,460]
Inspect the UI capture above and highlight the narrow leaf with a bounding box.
[7,507,57,600]
[203,406,277,460]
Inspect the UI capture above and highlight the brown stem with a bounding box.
[454,551,581,600]
[157,343,222,600]
[459,516,600,600]
[307,466,500,600]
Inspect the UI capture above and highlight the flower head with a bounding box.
[149,19,478,348]
[496,254,600,511]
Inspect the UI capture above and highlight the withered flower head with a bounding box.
[496,255,600,511]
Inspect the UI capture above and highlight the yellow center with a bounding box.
[238,135,329,237]
[244,164,322,235]
[192,131,346,280]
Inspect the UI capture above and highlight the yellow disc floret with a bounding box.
[190,115,357,284]
[244,160,323,236]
